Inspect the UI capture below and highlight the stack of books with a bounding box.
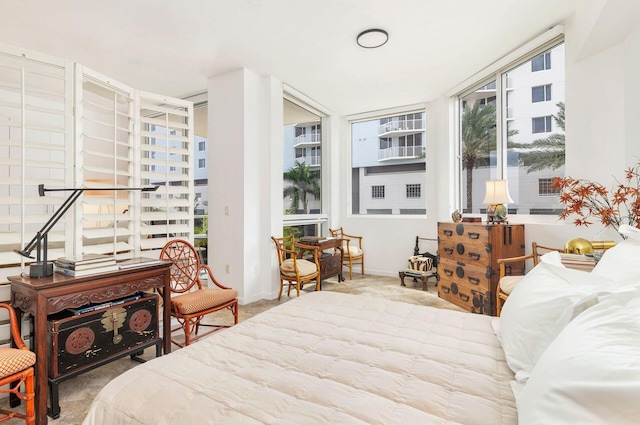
[117,257,161,269]
[54,254,118,277]
[559,253,597,272]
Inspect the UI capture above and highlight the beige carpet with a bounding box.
[0,274,464,424]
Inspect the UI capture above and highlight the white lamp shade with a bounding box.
[482,180,514,204]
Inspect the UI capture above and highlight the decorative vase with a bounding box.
[451,209,463,223]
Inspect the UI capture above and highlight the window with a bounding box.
[198,158,206,168]
[198,141,206,151]
[532,84,552,102]
[282,96,327,238]
[457,37,565,216]
[531,52,551,71]
[532,116,552,133]
[406,184,421,198]
[372,185,385,199]
[350,110,426,215]
[538,178,560,196]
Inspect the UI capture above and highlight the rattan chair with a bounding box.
[329,227,364,279]
[496,242,562,316]
[0,303,36,425]
[159,239,238,347]
[271,236,321,300]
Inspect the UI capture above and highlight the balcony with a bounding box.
[377,118,425,137]
[378,145,425,161]
[293,132,321,148]
[295,155,321,167]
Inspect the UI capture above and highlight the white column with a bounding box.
[207,68,283,303]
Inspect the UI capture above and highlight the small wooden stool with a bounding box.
[399,255,438,290]
[399,270,432,290]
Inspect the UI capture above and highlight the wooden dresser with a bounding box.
[437,222,524,316]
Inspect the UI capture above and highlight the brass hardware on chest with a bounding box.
[102,307,127,344]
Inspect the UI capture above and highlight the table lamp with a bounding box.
[14,184,158,278]
[482,180,513,223]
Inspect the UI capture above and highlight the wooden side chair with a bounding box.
[271,236,321,300]
[159,239,238,347]
[329,227,364,279]
[496,242,563,316]
[0,303,36,425]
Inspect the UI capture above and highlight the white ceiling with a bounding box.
[0,0,581,116]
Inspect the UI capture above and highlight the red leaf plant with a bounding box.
[552,160,640,238]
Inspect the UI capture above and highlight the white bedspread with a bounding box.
[83,292,516,425]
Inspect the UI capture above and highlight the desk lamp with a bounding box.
[14,184,158,278]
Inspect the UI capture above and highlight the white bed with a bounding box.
[83,291,516,425]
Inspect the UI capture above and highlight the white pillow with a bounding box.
[619,224,640,240]
[591,236,640,286]
[500,263,614,384]
[517,289,640,425]
[538,250,564,267]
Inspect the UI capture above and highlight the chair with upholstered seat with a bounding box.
[0,303,36,425]
[271,235,321,300]
[496,242,562,316]
[329,227,364,280]
[160,239,239,347]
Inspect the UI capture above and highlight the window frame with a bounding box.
[346,104,428,218]
[448,25,565,221]
[282,87,330,236]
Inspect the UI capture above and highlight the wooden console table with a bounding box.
[8,262,172,425]
[300,237,344,284]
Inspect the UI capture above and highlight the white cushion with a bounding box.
[500,263,614,384]
[499,275,523,295]
[280,258,317,278]
[346,245,363,257]
[517,288,640,425]
[591,235,640,286]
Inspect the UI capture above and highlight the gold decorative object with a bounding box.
[451,209,462,223]
[564,238,593,254]
[590,241,616,251]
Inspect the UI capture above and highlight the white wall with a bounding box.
[333,1,640,278]
[212,1,640,302]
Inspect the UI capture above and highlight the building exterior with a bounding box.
[463,43,566,216]
[350,112,427,215]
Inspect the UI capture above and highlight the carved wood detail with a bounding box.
[47,276,163,314]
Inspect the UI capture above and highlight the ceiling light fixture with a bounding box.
[357,29,388,49]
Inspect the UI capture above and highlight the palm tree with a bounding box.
[461,102,496,212]
[513,102,565,173]
[283,161,320,214]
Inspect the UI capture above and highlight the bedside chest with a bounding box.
[437,222,524,315]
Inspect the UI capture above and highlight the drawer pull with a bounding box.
[444,247,453,255]
[443,269,453,277]
[444,229,453,236]
[459,294,470,302]
[468,252,481,261]
[468,277,480,285]
[468,232,480,239]
[441,286,450,294]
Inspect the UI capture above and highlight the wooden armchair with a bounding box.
[329,227,364,279]
[271,236,321,300]
[496,242,562,316]
[0,303,36,425]
[159,239,238,347]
